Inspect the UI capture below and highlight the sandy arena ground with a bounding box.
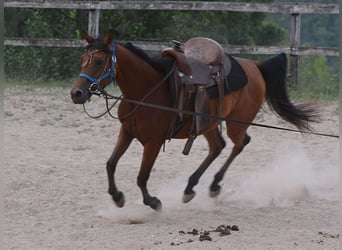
[4,86,339,249]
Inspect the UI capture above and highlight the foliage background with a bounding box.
[4,0,339,99]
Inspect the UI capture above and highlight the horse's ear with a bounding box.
[104,29,114,45]
[82,30,95,44]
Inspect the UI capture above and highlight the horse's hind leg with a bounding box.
[183,128,226,203]
[107,126,133,207]
[210,125,251,197]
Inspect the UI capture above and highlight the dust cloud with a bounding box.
[96,140,338,221]
[225,140,339,207]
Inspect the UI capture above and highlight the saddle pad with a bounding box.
[206,54,247,98]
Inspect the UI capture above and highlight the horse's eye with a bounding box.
[95,59,104,66]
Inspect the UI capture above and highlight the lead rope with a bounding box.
[89,89,339,139]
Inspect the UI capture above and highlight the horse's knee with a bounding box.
[208,131,226,158]
[228,129,251,149]
[219,136,226,150]
[211,139,226,158]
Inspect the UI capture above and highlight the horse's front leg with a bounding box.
[107,126,133,208]
[137,142,163,210]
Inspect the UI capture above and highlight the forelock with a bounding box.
[86,37,111,53]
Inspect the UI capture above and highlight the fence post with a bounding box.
[289,13,301,84]
[88,9,99,37]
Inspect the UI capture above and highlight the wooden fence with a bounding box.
[4,1,339,83]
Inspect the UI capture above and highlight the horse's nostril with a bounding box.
[71,88,87,104]
[73,89,83,98]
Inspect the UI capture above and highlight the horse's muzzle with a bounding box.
[70,87,90,104]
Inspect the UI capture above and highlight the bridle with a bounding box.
[79,42,117,95]
[79,41,177,120]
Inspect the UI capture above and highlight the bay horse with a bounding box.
[70,31,316,210]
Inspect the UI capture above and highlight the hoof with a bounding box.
[149,197,162,211]
[113,191,125,208]
[209,185,221,198]
[182,191,196,203]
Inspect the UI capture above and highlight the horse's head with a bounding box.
[70,31,116,104]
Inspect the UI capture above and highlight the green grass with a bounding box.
[288,56,339,101]
[288,76,338,102]
[5,78,73,88]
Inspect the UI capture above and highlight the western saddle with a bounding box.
[162,37,232,155]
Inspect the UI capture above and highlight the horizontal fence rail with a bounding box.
[4,38,339,57]
[4,1,339,14]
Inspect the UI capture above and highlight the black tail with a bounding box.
[258,53,318,132]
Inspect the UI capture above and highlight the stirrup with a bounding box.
[183,133,196,155]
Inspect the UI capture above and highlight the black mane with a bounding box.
[120,42,174,75]
[86,37,174,75]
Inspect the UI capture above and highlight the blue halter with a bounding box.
[79,42,116,90]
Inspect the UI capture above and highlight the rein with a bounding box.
[84,63,177,120]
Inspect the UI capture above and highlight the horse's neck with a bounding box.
[115,45,164,99]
